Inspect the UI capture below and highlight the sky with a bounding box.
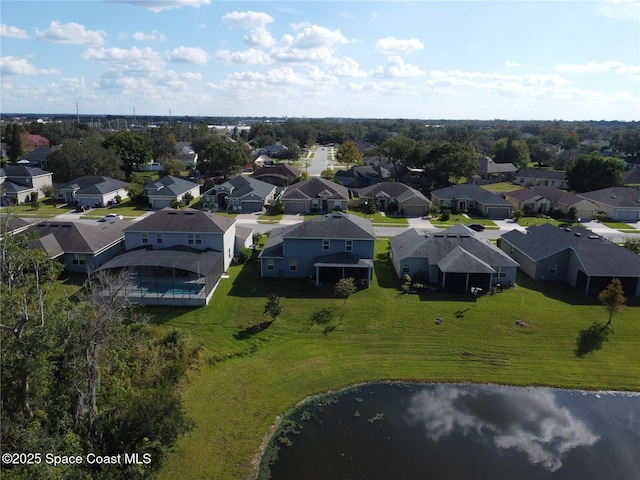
[1,0,639,121]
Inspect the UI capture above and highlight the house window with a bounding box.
[267,259,274,271]
[549,263,557,275]
[402,265,410,275]
[289,259,297,271]
[323,239,330,251]
[346,240,353,252]
[188,233,202,245]
[72,254,86,265]
[156,233,163,244]
[493,267,506,278]
[141,233,148,244]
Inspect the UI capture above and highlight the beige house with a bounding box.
[505,186,599,220]
[1,166,53,205]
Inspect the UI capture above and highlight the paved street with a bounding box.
[305,145,336,177]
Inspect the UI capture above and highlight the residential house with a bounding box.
[473,157,517,183]
[0,166,53,205]
[0,214,32,237]
[144,175,200,209]
[174,142,198,168]
[578,187,640,222]
[357,182,431,216]
[253,145,288,158]
[389,225,519,292]
[280,177,350,214]
[430,184,513,218]
[334,164,395,188]
[201,175,277,212]
[26,220,126,273]
[500,223,640,296]
[97,208,243,306]
[253,154,274,168]
[504,186,599,220]
[57,175,129,207]
[622,168,640,187]
[515,169,568,189]
[251,164,302,186]
[17,147,55,169]
[259,211,375,286]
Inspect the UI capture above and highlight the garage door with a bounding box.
[402,205,426,217]
[486,207,510,219]
[285,202,306,213]
[616,210,639,222]
[242,201,263,213]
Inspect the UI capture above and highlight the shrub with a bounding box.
[439,209,451,221]
[183,192,194,205]
[596,212,607,222]
[237,247,252,264]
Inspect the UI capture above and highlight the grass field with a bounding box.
[430,215,497,228]
[2,198,71,217]
[480,182,521,193]
[79,198,149,219]
[155,240,640,480]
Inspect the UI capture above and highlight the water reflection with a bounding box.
[406,385,599,472]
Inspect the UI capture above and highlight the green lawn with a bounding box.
[258,212,283,224]
[480,182,521,193]
[79,198,149,219]
[430,216,498,229]
[516,216,568,228]
[347,209,409,226]
[2,198,71,217]
[156,241,640,480]
[604,221,638,230]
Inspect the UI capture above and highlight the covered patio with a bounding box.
[313,252,373,288]
[437,246,494,293]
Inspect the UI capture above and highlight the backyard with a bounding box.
[154,240,640,480]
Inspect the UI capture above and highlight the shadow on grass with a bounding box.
[234,320,274,340]
[575,322,610,357]
[374,252,397,288]
[302,307,343,335]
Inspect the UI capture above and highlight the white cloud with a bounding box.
[286,24,352,49]
[36,21,105,46]
[244,27,276,48]
[1,23,28,39]
[271,45,334,63]
[222,11,274,29]
[555,61,640,76]
[506,60,523,67]
[133,30,166,42]
[406,386,599,472]
[166,46,209,65]
[110,0,211,13]
[371,56,425,78]
[597,0,640,22]
[83,46,166,75]
[375,36,424,55]
[327,56,367,78]
[215,49,273,66]
[0,56,59,76]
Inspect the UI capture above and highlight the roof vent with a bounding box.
[588,235,600,239]
[332,214,342,218]
[564,228,571,232]
[574,232,581,237]
[185,212,195,215]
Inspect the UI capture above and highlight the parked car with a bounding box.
[75,205,89,212]
[468,223,485,231]
[99,213,123,222]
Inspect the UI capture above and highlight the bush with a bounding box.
[596,212,608,222]
[439,209,451,221]
[183,192,194,205]
[237,247,252,264]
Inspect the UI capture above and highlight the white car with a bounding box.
[99,213,123,222]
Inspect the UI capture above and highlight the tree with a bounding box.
[199,142,249,179]
[335,141,363,165]
[264,293,283,322]
[6,123,24,163]
[320,168,335,180]
[148,124,177,161]
[599,278,626,330]
[611,128,640,157]
[103,131,153,177]
[334,277,357,305]
[371,135,415,181]
[49,135,124,182]
[164,159,184,176]
[491,137,530,169]
[566,152,624,193]
[526,136,552,168]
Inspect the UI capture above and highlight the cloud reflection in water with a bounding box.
[406,385,599,472]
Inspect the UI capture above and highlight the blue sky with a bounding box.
[1,0,639,120]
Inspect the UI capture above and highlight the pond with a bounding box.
[259,383,640,480]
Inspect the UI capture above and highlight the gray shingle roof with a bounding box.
[437,246,496,274]
[501,223,640,276]
[203,175,275,200]
[506,186,586,207]
[516,169,567,181]
[1,165,52,179]
[145,175,199,198]
[390,224,518,268]
[358,182,429,203]
[124,208,235,233]
[578,187,640,208]
[477,158,517,174]
[431,184,512,206]
[28,221,125,254]
[59,176,127,195]
[281,177,349,201]
[259,212,375,258]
